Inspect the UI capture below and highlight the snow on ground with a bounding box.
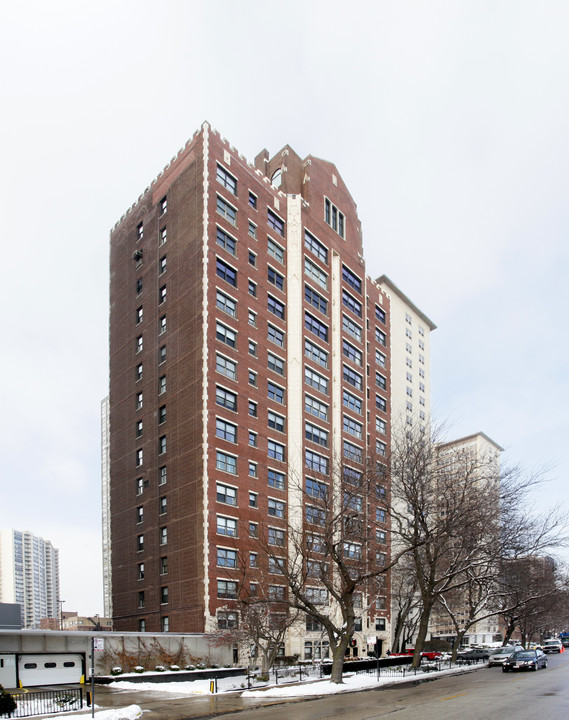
[33,706,143,720]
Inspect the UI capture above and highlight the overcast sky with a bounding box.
[1,1,567,615]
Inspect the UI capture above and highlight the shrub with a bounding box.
[0,685,16,716]
[110,667,123,676]
[170,665,180,671]
[155,665,165,672]
[133,666,144,674]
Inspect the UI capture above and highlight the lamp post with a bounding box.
[59,600,65,630]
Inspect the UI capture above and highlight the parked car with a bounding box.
[502,649,547,672]
[488,646,521,666]
[543,639,563,654]
[457,648,492,662]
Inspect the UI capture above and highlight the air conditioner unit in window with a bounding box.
[133,250,143,261]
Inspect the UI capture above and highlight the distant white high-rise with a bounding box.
[0,530,60,629]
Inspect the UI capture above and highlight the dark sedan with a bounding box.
[502,649,548,672]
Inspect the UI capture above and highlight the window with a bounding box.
[217,580,238,599]
[376,508,386,523]
[249,552,258,567]
[135,420,143,438]
[136,477,144,495]
[217,547,238,568]
[217,451,237,474]
[344,491,363,512]
[268,527,285,546]
[136,448,143,467]
[268,440,285,461]
[343,340,362,366]
[248,250,257,267]
[269,557,285,574]
[376,349,386,368]
[267,266,284,290]
[216,418,237,443]
[248,220,257,238]
[304,257,328,290]
[159,226,167,245]
[137,563,145,580]
[249,522,258,538]
[377,530,386,544]
[375,618,386,631]
[248,310,257,327]
[216,226,237,255]
[216,257,237,287]
[306,615,323,632]
[305,312,328,341]
[342,290,362,317]
[268,238,285,264]
[268,381,285,404]
[343,365,362,390]
[306,505,326,526]
[305,367,328,394]
[306,477,327,499]
[216,321,237,348]
[268,295,285,319]
[159,256,166,274]
[135,363,143,382]
[324,197,345,238]
[158,435,166,454]
[137,534,144,552]
[305,394,328,421]
[160,527,168,544]
[268,468,285,490]
[268,498,285,518]
[158,557,168,575]
[304,338,328,368]
[268,585,285,601]
[343,542,362,560]
[216,164,237,194]
[343,390,362,414]
[267,352,285,376]
[248,340,257,356]
[248,191,257,209]
[248,279,257,297]
[248,370,257,387]
[375,305,386,324]
[218,609,239,631]
[137,222,144,241]
[376,372,387,390]
[136,335,143,353]
[305,449,328,474]
[138,591,145,608]
[304,229,328,263]
[216,353,237,380]
[217,195,237,225]
[268,410,285,433]
[248,462,257,477]
[160,196,167,215]
[159,496,167,514]
[267,209,284,235]
[248,400,257,417]
[343,466,362,486]
[342,265,362,294]
[376,417,386,434]
[161,586,169,604]
[305,422,329,447]
[375,327,387,346]
[248,431,257,447]
[305,285,328,314]
[159,315,167,335]
[306,587,329,605]
[268,324,284,347]
[216,386,237,411]
[343,440,363,463]
[376,394,387,412]
[136,277,143,295]
[342,314,362,342]
[159,285,167,304]
[136,306,143,324]
[249,491,258,508]
[216,289,237,318]
[343,415,363,439]
[159,345,166,364]
[217,515,237,536]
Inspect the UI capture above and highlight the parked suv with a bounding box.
[543,639,562,654]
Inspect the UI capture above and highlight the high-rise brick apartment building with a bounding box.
[108,122,392,655]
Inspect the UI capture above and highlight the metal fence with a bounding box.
[0,688,84,718]
[356,657,487,679]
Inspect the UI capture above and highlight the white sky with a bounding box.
[1,0,567,614]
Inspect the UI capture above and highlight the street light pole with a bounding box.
[59,600,65,630]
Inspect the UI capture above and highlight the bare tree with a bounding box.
[390,555,421,652]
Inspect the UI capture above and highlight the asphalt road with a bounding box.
[91,652,569,720]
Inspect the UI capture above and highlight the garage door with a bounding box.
[18,654,84,686]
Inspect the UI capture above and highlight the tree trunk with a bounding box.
[411,603,433,668]
[451,629,467,662]
[503,619,516,645]
[329,637,350,683]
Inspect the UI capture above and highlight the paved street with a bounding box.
[90,651,569,720]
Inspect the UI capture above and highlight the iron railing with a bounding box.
[0,688,84,718]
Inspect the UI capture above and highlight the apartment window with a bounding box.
[268,381,285,404]
[343,466,362,486]
[269,557,285,575]
[406,357,413,368]
[248,250,257,267]
[248,340,257,356]
[377,530,387,544]
[268,527,285,546]
[216,451,237,474]
[419,382,425,392]
[135,420,143,438]
[216,226,237,255]
[305,421,329,447]
[136,477,144,495]
[159,315,167,334]
[161,586,169,604]
[136,449,143,467]
[159,226,167,245]
[216,289,237,318]
[248,310,257,327]
[248,220,257,238]
[159,285,167,304]
[216,386,237,411]
[216,321,237,348]
[249,491,258,508]
[136,335,143,353]
[268,585,285,601]
[305,394,328,421]
[406,327,412,339]
[159,345,166,364]
[376,395,387,412]
[159,256,166,274]
[376,508,386,523]
[159,496,167,514]
[216,164,237,194]
[343,339,362,366]
[343,416,363,439]
[342,265,362,294]
[406,386,413,397]
[375,305,386,323]
[406,342,412,353]
[306,505,326,526]
[343,365,362,390]
[159,196,167,215]
[217,547,238,568]
[159,375,166,394]
[305,367,328,394]
[248,431,257,447]
[268,410,285,433]
[136,506,143,523]
[343,390,362,414]
[216,353,237,380]
[249,522,258,538]
[268,295,285,319]
[248,191,257,209]
[305,449,328,474]
[305,312,328,342]
[324,197,345,238]
[376,440,387,456]
[376,350,386,368]
[157,528,167,546]
[268,266,284,290]
[305,285,328,315]
[248,400,257,417]
[249,552,258,567]
[217,195,237,225]
[248,370,257,387]
[268,469,285,490]
[343,542,362,560]
[216,257,237,287]
[376,417,386,434]
[306,477,328,499]
[137,222,143,241]
[343,440,363,463]
[268,440,285,462]
[217,580,238,599]
[136,277,143,295]
[216,418,237,443]
[138,591,145,608]
[304,229,328,263]
[137,563,145,580]
[268,498,285,518]
[304,257,328,290]
[304,338,328,368]
[268,324,285,348]
[136,306,143,324]
[160,557,168,575]
[343,314,362,342]
[248,280,257,297]
[217,516,237,537]
[267,352,285,376]
[375,328,387,346]
[268,238,285,264]
[267,209,284,236]
[217,482,237,505]
[342,290,362,318]
[376,372,387,390]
